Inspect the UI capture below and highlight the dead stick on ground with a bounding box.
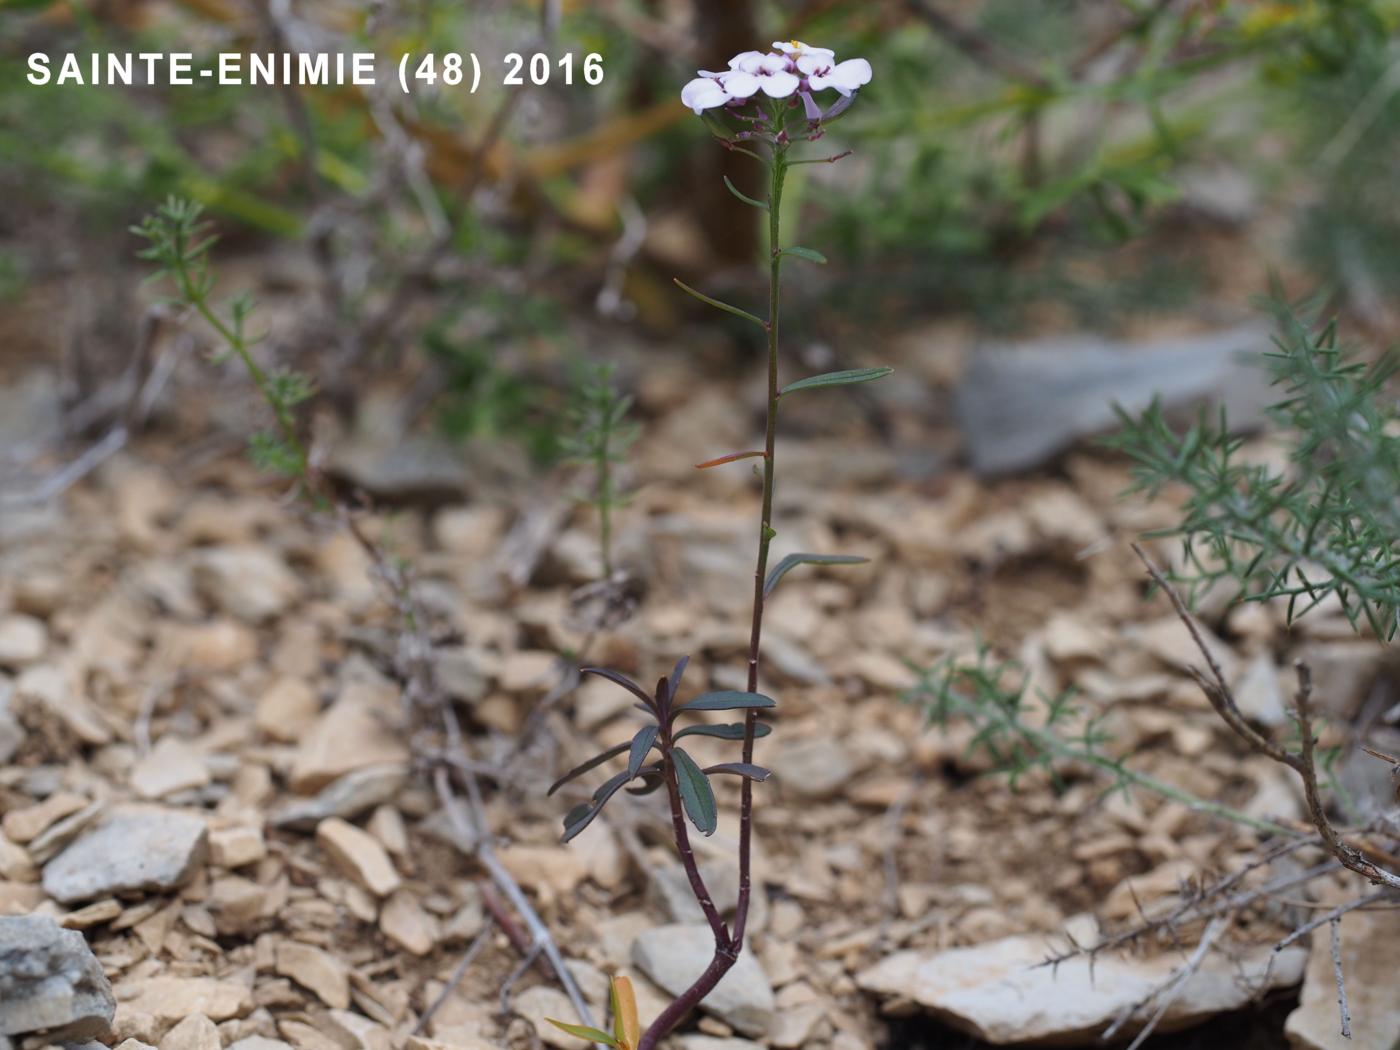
[1330,916,1352,1039]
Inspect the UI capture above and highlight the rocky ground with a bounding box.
[2,299,1399,1050]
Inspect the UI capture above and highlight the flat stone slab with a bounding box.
[42,806,207,904]
[0,914,114,1040]
[632,924,774,1038]
[857,923,1305,1045]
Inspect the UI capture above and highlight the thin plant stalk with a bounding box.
[636,135,790,1050]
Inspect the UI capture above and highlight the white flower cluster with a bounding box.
[681,40,872,116]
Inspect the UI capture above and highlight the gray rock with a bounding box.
[0,914,115,1040]
[42,806,207,904]
[954,324,1274,475]
[769,737,855,800]
[632,924,773,1038]
[269,764,407,830]
[856,919,1306,1045]
[0,700,23,765]
[1285,895,1400,1050]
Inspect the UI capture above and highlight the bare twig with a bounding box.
[1330,916,1352,1040]
[1132,543,1400,893]
[412,920,495,1035]
[1110,915,1229,1049]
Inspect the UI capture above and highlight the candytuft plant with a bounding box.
[547,39,883,1049]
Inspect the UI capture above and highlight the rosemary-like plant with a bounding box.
[131,198,314,487]
[1108,299,1400,639]
[547,41,886,1050]
[561,363,637,579]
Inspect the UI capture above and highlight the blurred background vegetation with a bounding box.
[2,0,1399,465]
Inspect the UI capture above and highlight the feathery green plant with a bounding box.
[1108,299,1400,639]
[132,197,314,487]
[561,363,638,578]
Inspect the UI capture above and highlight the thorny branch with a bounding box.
[1133,543,1400,893]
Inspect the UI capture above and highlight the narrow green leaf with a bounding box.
[675,690,776,714]
[780,367,893,396]
[548,741,630,795]
[674,723,773,742]
[581,667,656,710]
[561,770,630,842]
[544,1019,619,1047]
[627,725,659,779]
[672,747,718,836]
[763,553,869,597]
[779,246,827,265]
[723,175,768,210]
[703,762,772,781]
[673,279,766,329]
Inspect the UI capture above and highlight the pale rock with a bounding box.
[289,671,407,794]
[1285,894,1400,1050]
[434,505,507,559]
[208,876,268,936]
[848,650,917,692]
[379,888,437,956]
[434,648,491,704]
[254,679,321,743]
[366,805,408,857]
[115,975,253,1027]
[497,846,588,899]
[0,914,114,1039]
[60,899,123,930]
[42,806,208,904]
[856,923,1306,1044]
[271,764,406,830]
[316,818,402,897]
[498,650,558,695]
[194,546,299,622]
[278,1019,343,1050]
[569,818,627,889]
[15,665,111,745]
[179,622,259,672]
[3,791,86,844]
[574,675,636,730]
[159,1013,221,1050]
[633,924,774,1037]
[0,615,46,666]
[27,801,105,865]
[275,940,350,1009]
[0,835,34,882]
[677,1039,764,1050]
[1131,617,1238,681]
[769,737,855,800]
[228,1039,294,1050]
[209,826,266,869]
[323,1011,391,1050]
[117,1040,160,1050]
[404,1037,495,1050]
[1234,653,1288,727]
[512,986,582,1049]
[131,737,211,799]
[1293,641,1386,719]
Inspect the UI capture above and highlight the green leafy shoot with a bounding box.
[562,363,639,577]
[764,553,869,597]
[132,197,312,488]
[1107,298,1400,639]
[907,646,1295,836]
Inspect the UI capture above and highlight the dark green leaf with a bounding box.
[581,667,656,711]
[626,769,665,796]
[763,553,870,597]
[723,175,768,210]
[627,725,659,779]
[544,1019,619,1047]
[703,762,772,781]
[675,690,776,714]
[674,722,773,742]
[779,246,827,265]
[561,770,631,843]
[673,279,766,329]
[780,367,892,396]
[548,741,630,796]
[672,747,718,836]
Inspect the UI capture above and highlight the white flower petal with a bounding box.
[722,71,762,99]
[759,53,790,74]
[758,70,800,98]
[728,51,766,73]
[795,54,827,76]
[810,57,871,96]
[772,41,799,54]
[681,76,730,113]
